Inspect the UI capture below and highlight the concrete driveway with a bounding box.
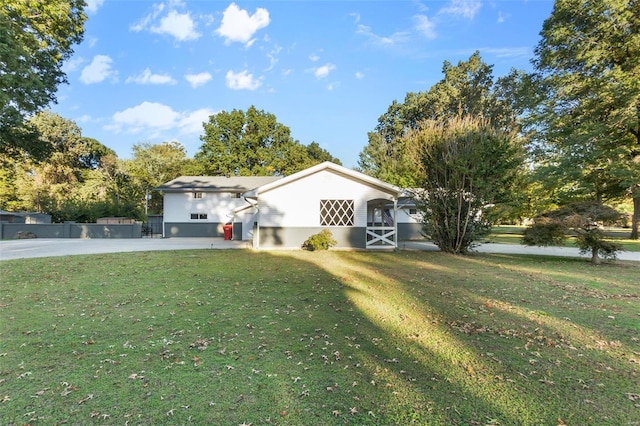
[0,238,250,261]
[1,238,638,262]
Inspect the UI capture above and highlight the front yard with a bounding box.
[1,250,638,424]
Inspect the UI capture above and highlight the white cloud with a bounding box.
[80,55,116,84]
[151,9,200,41]
[178,108,215,134]
[131,3,199,41]
[497,11,509,23]
[63,57,85,73]
[314,63,336,79]
[185,72,212,88]
[216,3,270,45]
[106,102,213,138]
[76,114,92,123]
[126,68,177,85]
[109,102,180,134]
[355,71,364,79]
[414,15,437,39]
[131,3,165,32]
[225,70,262,90]
[85,0,104,14]
[356,24,411,47]
[265,45,282,71]
[439,0,482,19]
[309,54,320,62]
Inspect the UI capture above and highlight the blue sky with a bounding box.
[52,0,555,168]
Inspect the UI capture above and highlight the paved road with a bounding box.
[0,238,638,261]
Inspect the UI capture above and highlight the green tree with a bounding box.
[408,117,525,254]
[306,142,342,165]
[195,106,339,176]
[79,137,115,170]
[0,112,141,221]
[0,0,86,159]
[523,201,623,264]
[531,0,640,238]
[0,157,25,211]
[14,111,88,212]
[124,141,189,214]
[359,52,528,187]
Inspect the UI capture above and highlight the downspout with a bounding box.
[242,196,260,249]
[393,198,398,249]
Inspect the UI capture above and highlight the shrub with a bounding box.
[574,226,623,264]
[409,117,525,254]
[522,219,567,246]
[303,229,337,251]
[523,202,624,264]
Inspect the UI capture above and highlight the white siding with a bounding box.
[397,206,422,224]
[238,208,257,240]
[163,192,247,223]
[258,170,396,227]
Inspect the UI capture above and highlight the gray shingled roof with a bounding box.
[156,176,282,192]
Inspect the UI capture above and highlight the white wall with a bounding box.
[237,207,257,240]
[257,170,396,227]
[396,206,422,224]
[163,192,248,223]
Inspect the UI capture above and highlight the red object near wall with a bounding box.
[223,224,233,240]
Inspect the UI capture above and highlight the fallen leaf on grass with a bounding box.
[31,388,49,397]
[77,394,94,404]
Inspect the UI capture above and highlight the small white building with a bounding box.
[157,175,281,238]
[158,162,422,249]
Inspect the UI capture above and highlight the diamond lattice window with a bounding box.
[320,200,354,226]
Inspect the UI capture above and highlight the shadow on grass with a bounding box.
[1,249,639,425]
[298,250,640,425]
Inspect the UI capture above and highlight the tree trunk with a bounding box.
[591,247,601,265]
[631,193,639,240]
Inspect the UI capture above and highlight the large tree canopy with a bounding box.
[358,52,529,187]
[531,0,640,238]
[408,117,525,254]
[0,0,86,159]
[195,106,340,176]
[0,112,144,221]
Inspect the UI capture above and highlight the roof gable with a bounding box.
[157,176,282,192]
[244,162,402,198]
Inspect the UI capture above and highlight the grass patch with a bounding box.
[1,250,639,425]
[486,226,640,252]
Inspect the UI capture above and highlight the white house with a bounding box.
[158,162,422,248]
[157,175,281,238]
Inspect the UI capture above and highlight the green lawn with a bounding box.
[1,250,639,425]
[486,225,640,252]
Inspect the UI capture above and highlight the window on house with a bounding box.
[231,192,242,199]
[190,213,207,220]
[193,192,203,199]
[409,208,417,215]
[320,199,354,226]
